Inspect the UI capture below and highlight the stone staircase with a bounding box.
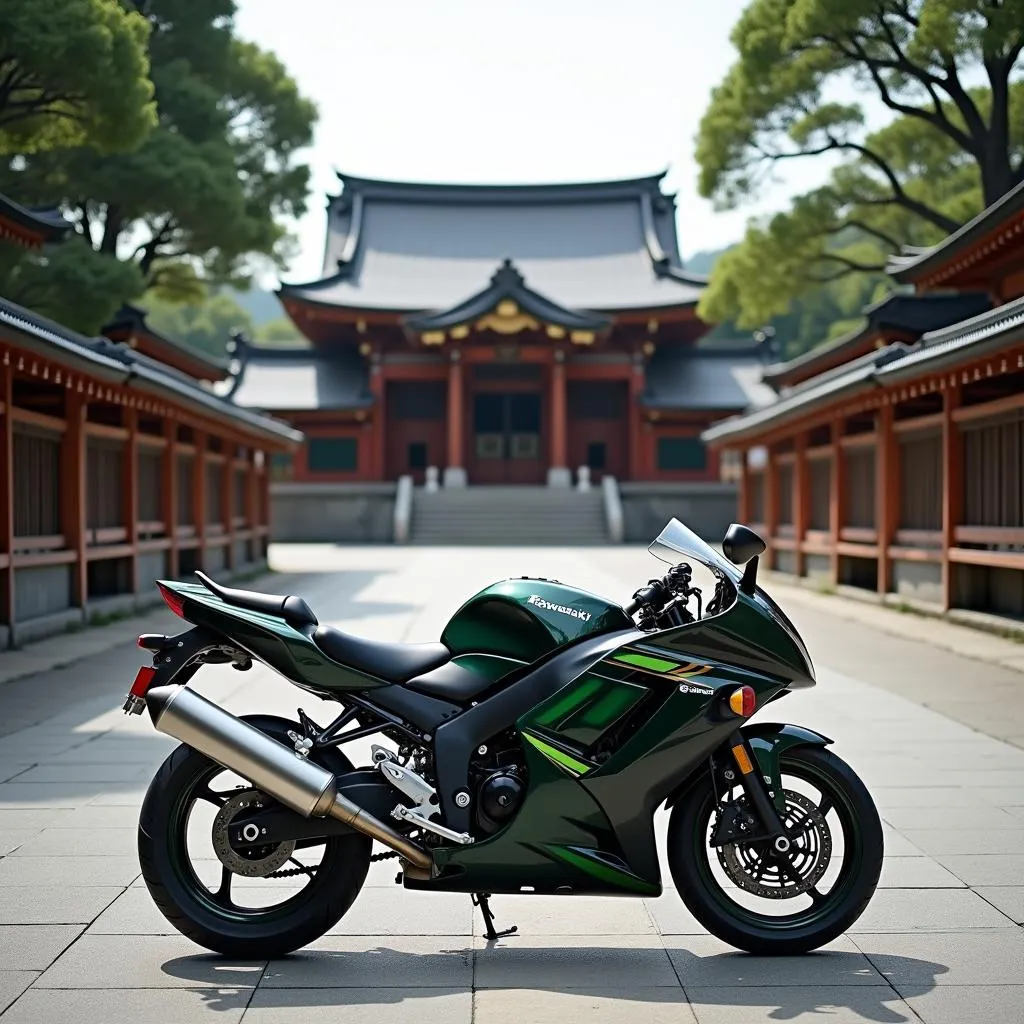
[409,485,609,545]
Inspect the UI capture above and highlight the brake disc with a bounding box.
[212,790,295,878]
[718,789,831,899]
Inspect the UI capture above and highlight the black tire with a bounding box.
[667,745,883,955]
[138,715,371,958]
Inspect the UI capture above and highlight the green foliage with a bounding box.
[142,291,255,359]
[0,0,156,154]
[0,236,144,334]
[4,0,316,324]
[697,0,1024,339]
[253,316,307,347]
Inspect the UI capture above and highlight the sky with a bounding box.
[234,0,834,284]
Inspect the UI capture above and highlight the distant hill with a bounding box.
[684,246,729,276]
[227,288,285,327]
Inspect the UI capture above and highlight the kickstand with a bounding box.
[472,892,518,941]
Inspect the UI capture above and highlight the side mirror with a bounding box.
[722,523,766,566]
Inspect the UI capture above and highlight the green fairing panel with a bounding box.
[442,579,631,663]
[160,581,387,693]
[425,731,660,896]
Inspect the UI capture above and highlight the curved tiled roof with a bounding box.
[280,172,705,315]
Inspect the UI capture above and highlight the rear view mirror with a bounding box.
[722,523,766,566]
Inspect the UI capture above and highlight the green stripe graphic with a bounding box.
[522,732,592,777]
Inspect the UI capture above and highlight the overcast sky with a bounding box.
[235,0,834,283]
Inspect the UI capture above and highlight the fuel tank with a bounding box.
[441,578,633,663]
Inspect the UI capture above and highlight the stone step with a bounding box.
[409,487,608,544]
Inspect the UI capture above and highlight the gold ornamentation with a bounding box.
[358,342,371,356]
[647,319,659,334]
[475,311,539,334]
[546,325,566,339]
[450,325,470,340]
[496,299,519,318]
[356,319,367,334]
[422,331,446,345]
[570,330,595,345]
[642,341,655,356]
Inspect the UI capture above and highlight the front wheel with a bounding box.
[667,745,882,955]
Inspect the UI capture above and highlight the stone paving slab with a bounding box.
[1,545,1023,1023]
[245,988,473,1024]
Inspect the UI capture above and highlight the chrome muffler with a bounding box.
[145,685,431,870]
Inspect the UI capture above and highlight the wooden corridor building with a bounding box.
[0,197,300,647]
[705,183,1024,619]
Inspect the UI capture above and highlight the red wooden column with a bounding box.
[764,448,779,564]
[369,355,386,480]
[192,430,207,569]
[1,361,14,631]
[123,406,139,594]
[792,433,808,577]
[827,419,844,585]
[548,352,568,486]
[738,449,751,523]
[62,392,88,612]
[244,451,258,567]
[162,419,179,578]
[628,356,644,480]
[222,448,235,572]
[941,383,963,610]
[875,403,896,597]
[444,350,466,486]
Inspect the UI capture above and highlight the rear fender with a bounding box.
[744,723,832,810]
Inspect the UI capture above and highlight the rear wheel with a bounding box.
[138,716,371,958]
[667,745,882,955]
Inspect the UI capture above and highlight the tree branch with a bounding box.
[835,218,902,250]
[818,252,889,273]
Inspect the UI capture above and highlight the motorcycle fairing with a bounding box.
[745,723,833,810]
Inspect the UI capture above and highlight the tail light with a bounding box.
[727,685,756,718]
[157,582,186,618]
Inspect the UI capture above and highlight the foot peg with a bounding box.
[473,892,517,941]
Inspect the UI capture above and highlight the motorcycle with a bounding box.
[125,519,882,957]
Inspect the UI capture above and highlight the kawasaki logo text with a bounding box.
[526,595,592,621]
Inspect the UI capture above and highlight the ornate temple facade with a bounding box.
[229,174,770,487]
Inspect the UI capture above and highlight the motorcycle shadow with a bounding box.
[161,945,948,1023]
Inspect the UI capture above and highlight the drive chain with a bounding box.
[265,849,398,879]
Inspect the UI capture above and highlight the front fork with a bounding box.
[725,730,787,839]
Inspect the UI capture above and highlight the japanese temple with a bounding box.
[0,195,299,649]
[230,173,769,493]
[704,180,1024,620]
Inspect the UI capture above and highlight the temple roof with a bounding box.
[403,259,609,337]
[642,347,776,412]
[0,297,300,446]
[228,344,371,412]
[0,192,70,248]
[103,304,230,382]
[761,291,992,390]
[703,295,1024,445]
[279,172,705,316]
[887,178,1024,285]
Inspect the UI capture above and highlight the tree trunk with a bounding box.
[99,206,121,255]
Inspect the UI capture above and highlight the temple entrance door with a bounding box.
[471,392,544,484]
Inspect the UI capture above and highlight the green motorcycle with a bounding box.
[125,519,882,957]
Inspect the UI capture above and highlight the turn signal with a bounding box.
[728,686,756,718]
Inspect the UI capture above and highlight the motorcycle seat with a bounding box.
[195,571,317,631]
[312,625,451,684]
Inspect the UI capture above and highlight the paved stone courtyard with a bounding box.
[0,545,1022,1023]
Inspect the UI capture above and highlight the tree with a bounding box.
[0,0,155,154]
[253,315,307,347]
[7,0,316,308]
[143,290,254,359]
[0,236,143,334]
[696,0,1024,330]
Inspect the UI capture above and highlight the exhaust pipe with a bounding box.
[146,685,431,871]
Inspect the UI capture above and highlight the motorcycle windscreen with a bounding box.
[647,518,743,586]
